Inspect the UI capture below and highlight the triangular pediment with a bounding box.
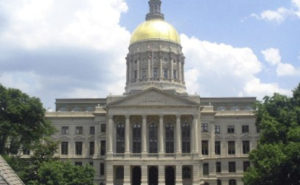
[109,88,199,107]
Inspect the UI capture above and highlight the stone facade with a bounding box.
[44,1,258,185]
[0,156,25,185]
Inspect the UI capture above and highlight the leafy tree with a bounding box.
[244,83,300,185]
[0,84,55,154]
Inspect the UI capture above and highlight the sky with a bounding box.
[0,0,299,110]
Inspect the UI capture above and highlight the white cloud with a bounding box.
[277,63,300,76]
[0,0,130,108]
[243,78,291,98]
[251,0,300,23]
[261,48,300,76]
[181,34,291,99]
[261,48,281,65]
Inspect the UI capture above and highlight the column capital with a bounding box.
[176,114,181,119]
[125,114,130,119]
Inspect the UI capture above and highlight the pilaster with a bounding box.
[142,115,147,155]
[159,115,165,155]
[125,115,130,155]
[141,165,148,185]
[176,115,182,155]
[107,115,113,156]
[124,165,131,185]
[176,165,182,185]
[159,165,165,185]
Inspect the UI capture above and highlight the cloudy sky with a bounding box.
[0,0,299,109]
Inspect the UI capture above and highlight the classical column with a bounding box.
[210,121,215,157]
[159,166,165,185]
[125,115,130,154]
[159,115,165,155]
[137,60,140,81]
[176,165,182,185]
[142,115,147,154]
[128,61,132,83]
[124,165,131,185]
[176,115,182,154]
[148,58,151,80]
[178,61,182,82]
[107,116,114,155]
[193,165,200,185]
[192,115,199,155]
[106,163,113,185]
[141,165,148,185]
[170,59,174,81]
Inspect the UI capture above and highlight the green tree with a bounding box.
[31,161,94,185]
[244,83,300,185]
[0,84,55,154]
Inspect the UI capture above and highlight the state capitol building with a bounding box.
[45,1,259,185]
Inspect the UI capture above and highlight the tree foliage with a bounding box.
[5,138,94,185]
[0,84,55,154]
[244,83,300,185]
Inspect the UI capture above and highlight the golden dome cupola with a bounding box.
[125,0,186,95]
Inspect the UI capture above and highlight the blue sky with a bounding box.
[0,0,299,109]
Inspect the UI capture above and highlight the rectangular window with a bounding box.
[142,69,147,80]
[182,166,192,179]
[89,162,93,166]
[153,68,158,79]
[132,123,141,153]
[217,179,222,185]
[61,142,68,155]
[116,123,125,153]
[115,166,124,180]
[101,140,106,156]
[203,163,209,175]
[229,180,236,185]
[89,142,95,155]
[215,125,220,134]
[182,122,191,153]
[165,123,175,153]
[228,162,236,172]
[216,162,221,173]
[228,141,235,155]
[242,125,249,133]
[215,141,221,155]
[243,141,250,154]
[227,125,235,134]
[23,148,30,155]
[101,124,106,133]
[173,70,177,80]
[75,142,82,155]
[134,70,137,80]
[202,140,209,155]
[75,126,83,135]
[90,126,95,135]
[164,69,168,79]
[100,163,105,176]
[202,123,208,132]
[243,161,250,171]
[75,162,82,166]
[61,126,69,135]
[149,123,158,153]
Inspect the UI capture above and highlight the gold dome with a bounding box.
[130,19,181,45]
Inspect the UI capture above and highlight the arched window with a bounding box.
[116,122,125,153]
[165,123,174,153]
[181,120,191,153]
[132,123,141,153]
[149,123,158,153]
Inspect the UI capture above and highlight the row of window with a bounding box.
[202,124,250,134]
[61,125,106,135]
[61,141,106,156]
[203,161,250,175]
[202,140,250,155]
[133,68,178,81]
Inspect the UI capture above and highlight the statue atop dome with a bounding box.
[146,0,164,20]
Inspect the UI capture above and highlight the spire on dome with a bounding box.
[146,0,164,20]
